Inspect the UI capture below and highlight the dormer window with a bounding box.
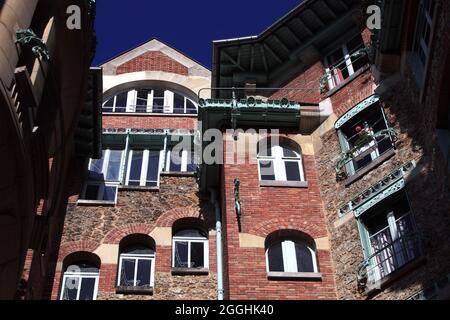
[102,88,197,115]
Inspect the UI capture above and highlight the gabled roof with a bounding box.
[100,38,210,78]
[212,0,362,98]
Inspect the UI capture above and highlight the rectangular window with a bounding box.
[114,92,128,113]
[80,183,118,204]
[164,148,197,173]
[172,239,208,269]
[324,34,368,90]
[135,90,150,113]
[337,102,394,178]
[88,149,124,182]
[152,89,165,113]
[412,0,436,85]
[60,273,99,300]
[358,192,422,284]
[126,149,162,187]
[118,254,155,288]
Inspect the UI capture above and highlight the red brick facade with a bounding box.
[221,134,336,300]
[103,115,197,130]
[116,51,189,75]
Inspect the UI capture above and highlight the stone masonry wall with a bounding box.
[50,176,217,300]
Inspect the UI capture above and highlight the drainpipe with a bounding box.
[210,189,224,300]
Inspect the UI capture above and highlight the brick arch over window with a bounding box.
[58,241,100,263]
[104,224,155,245]
[248,218,326,240]
[62,251,101,272]
[265,229,316,250]
[156,207,212,228]
[116,51,189,75]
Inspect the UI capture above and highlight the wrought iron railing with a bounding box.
[357,231,423,290]
[320,47,370,93]
[335,127,396,180]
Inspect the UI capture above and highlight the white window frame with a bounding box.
[60,270,99,300]
[164,149,196,173]
[265,240,318,273]
[102,89,198,115]
[88,149,125,182]
[125,149,163,187]
[172,234,209,269]
[117,253,155,288]
[257,144,305,182]
[324,36,366,90]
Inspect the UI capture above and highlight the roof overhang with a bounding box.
[212,0,362,98]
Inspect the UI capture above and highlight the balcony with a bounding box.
[357,217,424,293]
[320,47,370,95]
[335,127,396,184]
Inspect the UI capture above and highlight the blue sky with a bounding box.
[93,0,302,68]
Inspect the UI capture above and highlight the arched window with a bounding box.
[60,253,100,300]
[266,233,318,274]
[257,138,305,182]
[117,235,155,289]
[172,228,209,270]
[103,88,197,115]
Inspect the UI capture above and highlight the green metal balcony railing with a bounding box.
[320,47,370,93]
[357,230,423,291]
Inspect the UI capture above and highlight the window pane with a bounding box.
[115,92,128,113]
[173,93,185,114]
[282,145,299,158]
[187,151,197,172]
[128,151,143,185]
[268,242,284,272]
[152,89,164,113]
[190,242,205,268]
[136,90,149,113]
[259,160,275,180]
[84,185,99,200]
[174,229,206,238]
[186,99,197,114]
[88,153,104,180]
[102,186,117,201]
[106,150,122,181]
[295,242,314,272]
[79,277,96,300]
[62,277,79,300]
[169,149,182,172]
[146,150,160,186]
[136,259,152,287]
[120,258,136,286]
[285,161,301,181]
[103,97,114,112]
[174,241,189,268]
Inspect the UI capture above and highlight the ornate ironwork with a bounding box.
[335,127,397,179]
[335,95,380,129]
[320,47,370,93]
[15,29,50,61]
[337,160,416,217]
[357,232,423,291]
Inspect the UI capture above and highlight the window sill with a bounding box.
[267,272,322,281]
[77,200,116,207]
[365,256,426,297]
[161,172,197,177]
[344,148,395,187]
[116,285,154,295]
[259,180,308,188]
[322,65,371,99]
[118,186,159,192]
[171,267,209,276]
[103,112,197,118]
